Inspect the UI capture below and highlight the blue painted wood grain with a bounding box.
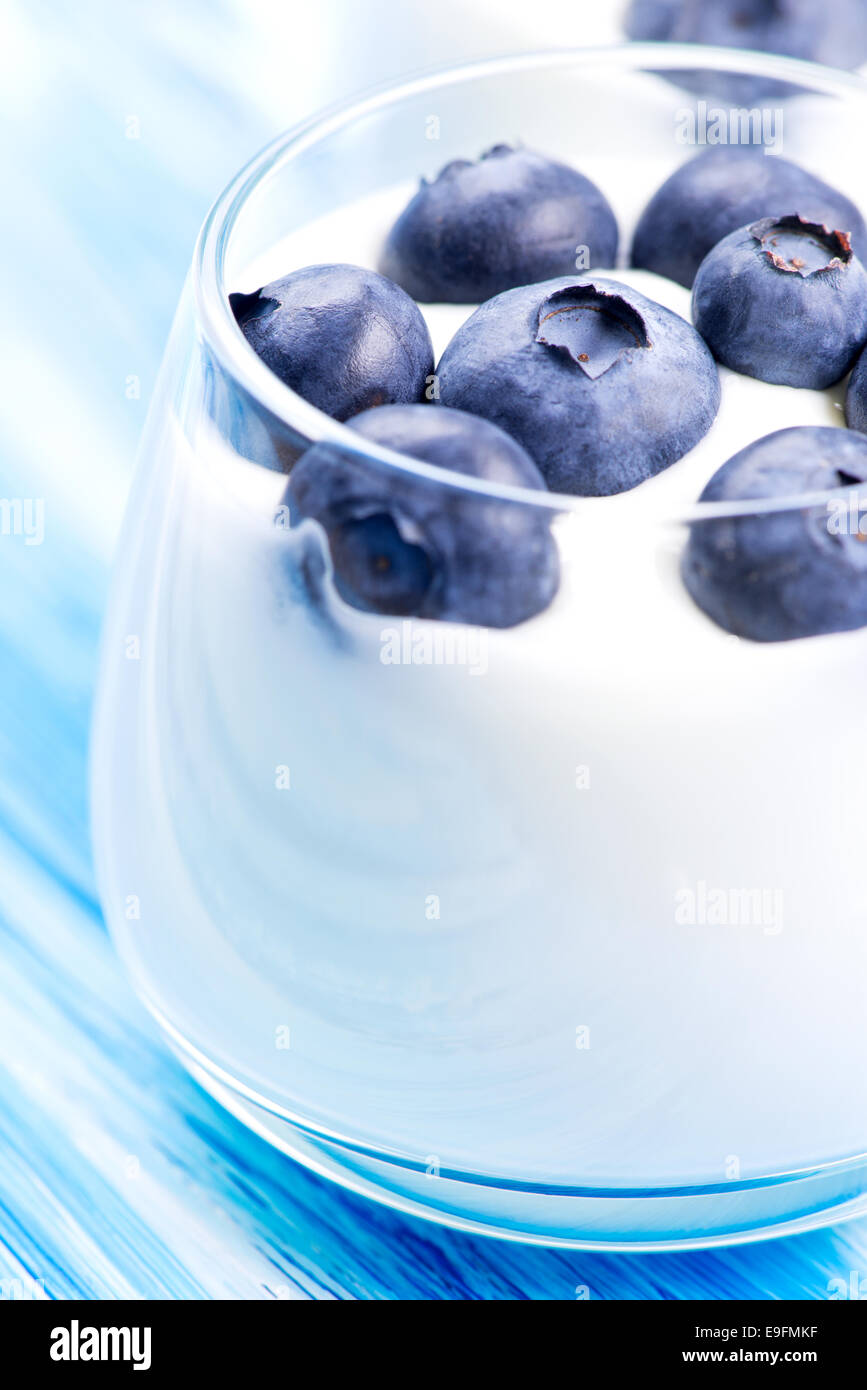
[2,0,867,1298]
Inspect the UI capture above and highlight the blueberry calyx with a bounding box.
[749,215,852,277]
[427,146,514,188]
[837,468,867,487]
[229,290,280,326]
[535,285,651,380]
[423,145,513,192]
[424,158,473,185]
[327,511,436,616]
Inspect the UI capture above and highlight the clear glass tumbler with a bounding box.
[92,44,867,1247]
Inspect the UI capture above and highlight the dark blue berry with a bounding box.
[380,145,618,304]
[287,404,559,628]
[683,426,867,641]
[436,276,720,495]
[632,149,867,289]
[231,263,434,421]
[626,0,867,103]
[692,216,867,388]
[846,342,867,434]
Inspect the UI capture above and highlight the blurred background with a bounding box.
[2,0,867,1299]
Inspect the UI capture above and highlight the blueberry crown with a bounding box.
[749,215,853,277]
[535,284,650,380]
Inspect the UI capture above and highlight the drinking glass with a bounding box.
[92,44,867,1247]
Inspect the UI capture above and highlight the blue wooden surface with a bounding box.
[2,0,867,1299]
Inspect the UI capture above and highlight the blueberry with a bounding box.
[683,426,867,641]
[436,276,720,496]
[627,0,680,41]
[632,150,867,289]
[286,404,559,628]
[230,264,434,421]
[626,0,867,103]
[379,145,619,304]
[692,216,867,388]
[846,342,867,433]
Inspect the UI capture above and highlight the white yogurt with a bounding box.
[95,170,867,1191]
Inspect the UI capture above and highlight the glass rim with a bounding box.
[193,41,867,524]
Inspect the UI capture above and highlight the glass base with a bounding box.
[158,1019,867,1251]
